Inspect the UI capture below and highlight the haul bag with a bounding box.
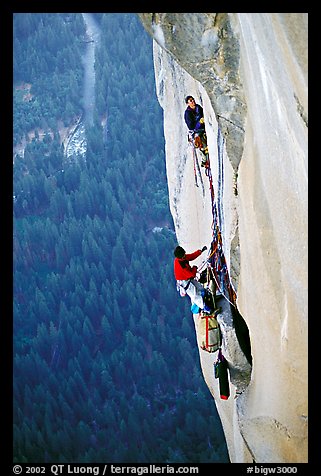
[214,350,230,400]
[198,312,221,353]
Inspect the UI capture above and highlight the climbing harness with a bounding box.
[176,278,192,297]
[182,279,192,292]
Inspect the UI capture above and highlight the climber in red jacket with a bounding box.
[174,246,204,280]
[174,245,211,312]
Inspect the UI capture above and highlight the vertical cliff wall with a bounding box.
[138,13,308,463]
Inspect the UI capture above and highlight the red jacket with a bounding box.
[174,249,202,280]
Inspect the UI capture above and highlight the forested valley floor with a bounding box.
[13,13,229,463]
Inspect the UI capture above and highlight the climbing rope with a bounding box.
[188,134,204,194]
[200,127,237,308]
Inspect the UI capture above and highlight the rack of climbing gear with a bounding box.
[193,132,210,169]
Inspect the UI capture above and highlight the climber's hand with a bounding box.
[201,246,207,253]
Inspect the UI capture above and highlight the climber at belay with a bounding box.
[174,245,225,359]
[184,95,209,167]
[173,245,214,313]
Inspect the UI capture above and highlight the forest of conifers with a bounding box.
[13,13,229,463]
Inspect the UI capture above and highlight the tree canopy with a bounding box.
[13,13,229,463]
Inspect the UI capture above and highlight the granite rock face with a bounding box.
[139,13,246,172]
[138,13,307,463]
